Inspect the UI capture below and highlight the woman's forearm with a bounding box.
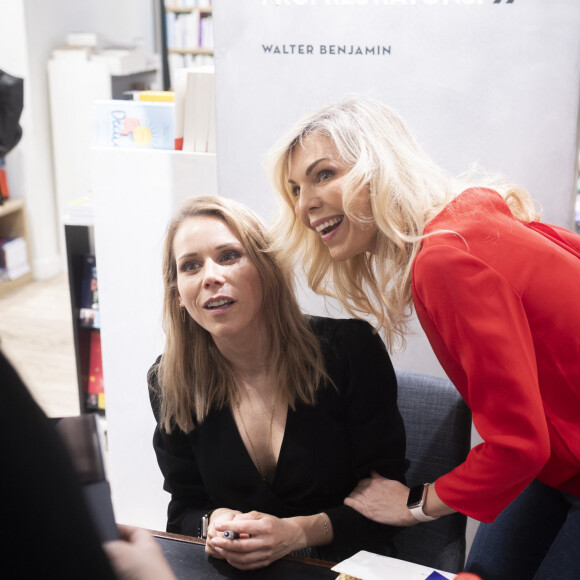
[284,512,333,551]
[423,483,457,518]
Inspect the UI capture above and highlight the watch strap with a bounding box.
[410,503,439,522]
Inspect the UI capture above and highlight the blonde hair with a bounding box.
[155,195,328,433]
[267,96,541,351]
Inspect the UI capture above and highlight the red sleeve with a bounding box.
[413,245,551,523]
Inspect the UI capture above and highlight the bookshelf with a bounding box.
[0,200,33,297]
[159,1,214,90]
[64,220,105,415]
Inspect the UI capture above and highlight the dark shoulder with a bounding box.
[147,355,162,390]
[307,315,380,351]
[147,355,163,419]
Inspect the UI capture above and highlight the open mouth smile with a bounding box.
[204,298,234,310]
[315,216,343,236]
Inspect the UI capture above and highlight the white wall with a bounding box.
[0,0,157,278]
[211,0,580,380]
[0,0,60,278]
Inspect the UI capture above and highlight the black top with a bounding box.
[0,350,117,580]
[148,317,407,561]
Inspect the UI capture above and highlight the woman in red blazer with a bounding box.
[267,95,580,579]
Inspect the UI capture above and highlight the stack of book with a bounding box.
[174,66,215,153]
[92,67,215,155]
[0,237,30,281]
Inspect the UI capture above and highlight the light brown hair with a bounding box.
[154,195,328,433]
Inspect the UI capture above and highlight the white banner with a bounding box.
[212,0,580,377]
[213,0,580,228]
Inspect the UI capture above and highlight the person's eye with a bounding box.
[220,250,241,263]
[291,185,300,198]
[180,261,201,273]
[317,169,333,183]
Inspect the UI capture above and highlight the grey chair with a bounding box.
[392,370,472,573]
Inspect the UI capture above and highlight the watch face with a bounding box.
[407,484,425,508]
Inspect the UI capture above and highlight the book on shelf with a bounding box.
[135,90,175,102]
[174,66,215,152]
[86,331,105,411]
[164,5,213,51]
[0,157,10,201]
[164,1,214,90]
[200,14,214,48]
[0,237,30,281]
[166,9,201,51]
[79,254,100,329]
[92,100,174,150]
[65,195,94,226]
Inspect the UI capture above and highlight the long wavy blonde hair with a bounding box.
[267,96,541,351]
[155,195,328,433]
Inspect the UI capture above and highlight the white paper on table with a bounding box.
[331,551,455,580]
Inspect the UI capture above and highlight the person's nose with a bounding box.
[296,185,322,223]
[202,259,225,288]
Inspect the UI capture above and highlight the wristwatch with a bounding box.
[199,510,215,539]
[407,484,439,522]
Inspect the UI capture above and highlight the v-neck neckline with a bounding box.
[227,404,290,487]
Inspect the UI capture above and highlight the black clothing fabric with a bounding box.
[0,350,117,579]
[149,317,407,562]
[0,70,24,156]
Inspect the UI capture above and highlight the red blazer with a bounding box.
[413,187,580,523]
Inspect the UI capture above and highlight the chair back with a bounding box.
[392,370,472,573]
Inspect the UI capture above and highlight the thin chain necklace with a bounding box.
[234,397,276,481]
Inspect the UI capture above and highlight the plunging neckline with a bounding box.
[228,404,290,486]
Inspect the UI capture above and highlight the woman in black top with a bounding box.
[148,195,406,570]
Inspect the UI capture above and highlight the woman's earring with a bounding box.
[180,307,186,323]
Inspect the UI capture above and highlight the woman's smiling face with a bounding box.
[287,132,377,261]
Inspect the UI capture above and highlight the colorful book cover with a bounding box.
[79,254,100,329]
[0,158,10,201]
[92,100,174,150]
[86,331,105,411]
[136,90,175,102]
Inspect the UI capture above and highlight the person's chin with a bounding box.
[328,245,358,262]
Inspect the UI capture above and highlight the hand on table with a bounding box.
[205,507,243,559]
[344,472,418,526]
[209,511,303,570]
[103,525,177,580]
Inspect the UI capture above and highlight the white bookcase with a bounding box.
[92,147,217,529]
